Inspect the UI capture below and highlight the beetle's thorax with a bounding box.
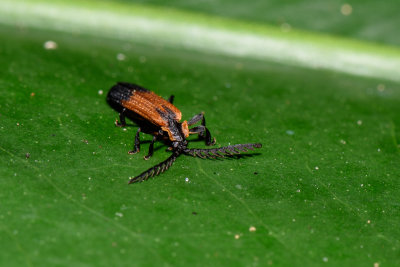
[164,120,188,151]
[161,119,189,142]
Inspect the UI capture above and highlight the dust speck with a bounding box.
[280,22,292,32]
[44,40,57,50]
[139,56,147,63]
[116,53,126,61]
[340,4,352,15]
[286,130,295,135]
[377,84,385,92]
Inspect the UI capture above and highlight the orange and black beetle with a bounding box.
[107,82,261,183]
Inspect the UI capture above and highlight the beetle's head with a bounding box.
[172,139,188,151]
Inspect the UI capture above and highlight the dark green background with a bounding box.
[1,0,399,266]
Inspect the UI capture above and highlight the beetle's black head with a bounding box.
[172,139,188,152]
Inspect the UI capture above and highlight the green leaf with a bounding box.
[1,0,399,266]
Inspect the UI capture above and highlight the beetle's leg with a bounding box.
[188,112,207,137]
[128,127,141,154]
[189,125,216,146]
[188,113,216,145]
[115,108,127,127]
[188,112,204,126]
[144,135,157,160]
[168,95,175,104]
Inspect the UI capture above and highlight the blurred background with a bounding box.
[111,0,400,46]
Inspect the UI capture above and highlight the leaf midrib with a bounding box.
[1,0,400,83]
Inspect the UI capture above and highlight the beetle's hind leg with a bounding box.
[128,127,141,154]
[188,112,216,146]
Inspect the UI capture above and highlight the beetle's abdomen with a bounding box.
[107,82,149,106]
[107,82,182,127]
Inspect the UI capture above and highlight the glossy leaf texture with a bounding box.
[1,0,400,266]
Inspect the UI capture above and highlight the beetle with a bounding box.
[107,82,262,183]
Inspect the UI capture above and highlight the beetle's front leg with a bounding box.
[115,108,127,127]
[187,112,204,126]
[128,127,141,154]
[189,125,216,146]
[188,112,207,138]
[188,113,216,146]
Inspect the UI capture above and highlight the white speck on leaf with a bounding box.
[286,130,294,135]
[280,22,292,32]
[116,53,126,61]
[44,40,57,50]
[377,84,385,92]
[340,4,352,15]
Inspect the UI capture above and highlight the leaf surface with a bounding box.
[1,1,399,266]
